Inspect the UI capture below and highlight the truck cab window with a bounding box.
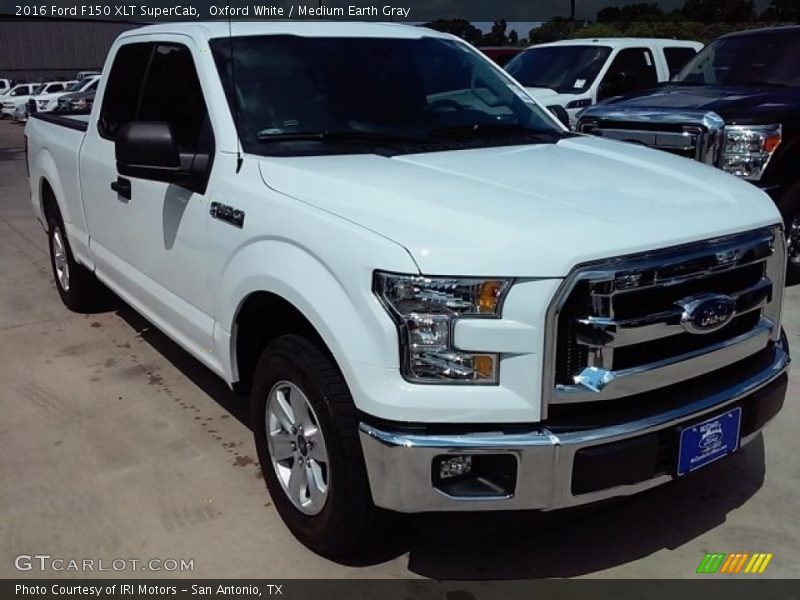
[599,48,658,100]
[98,43,153,140]
[138,43,211,153]
[664,47,698,78]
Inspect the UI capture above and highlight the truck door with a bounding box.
[80,39,216,359]
[597,48,659,102]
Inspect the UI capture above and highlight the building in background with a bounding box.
[0,17,139,81]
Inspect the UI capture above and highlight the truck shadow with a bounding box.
[114,301,250,428]
[112,296,766,579]
[399,439,765,578]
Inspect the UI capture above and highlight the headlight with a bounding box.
[720,125,781,181]
[373,272,511,384]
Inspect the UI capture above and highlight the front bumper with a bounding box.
[359,336,789,513]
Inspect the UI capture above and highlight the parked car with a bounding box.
[76,70,101,80]
[2,81,72,120]
[478,46,524,66]
[54,77,99,114]
[577,25,800,283]
[35,77,97,114]
[26,22,789,558]
[506,38,703,125]
[1,83,42,117]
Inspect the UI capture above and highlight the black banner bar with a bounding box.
[3,580,800,600]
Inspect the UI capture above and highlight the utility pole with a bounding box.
[570,0,576,37]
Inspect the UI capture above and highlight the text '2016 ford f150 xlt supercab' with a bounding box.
[26,22,790,557]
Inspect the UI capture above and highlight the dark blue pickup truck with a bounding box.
[577,26,800,283]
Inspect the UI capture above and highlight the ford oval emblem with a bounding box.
[678,293,736,334]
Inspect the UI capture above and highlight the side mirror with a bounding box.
[547,104,571,128]
[116,121,180,182]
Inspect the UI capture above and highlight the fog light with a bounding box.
[432,453,518,498]
[438,455,472,479]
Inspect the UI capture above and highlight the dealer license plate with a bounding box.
[677,407,742,476]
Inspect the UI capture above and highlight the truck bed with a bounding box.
[25,111,91,268]
[30,112,90,132]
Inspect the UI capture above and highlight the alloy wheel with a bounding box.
[266,381,329,515]
[52,227,70,291]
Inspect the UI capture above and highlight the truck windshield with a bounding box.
[210,35,564,156]
[674,32,800,87]
[505,45,612,93]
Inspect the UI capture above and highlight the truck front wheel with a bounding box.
[47,216,104,312]
[251,334,386,557]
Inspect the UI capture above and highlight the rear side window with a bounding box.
[137,43,210,152]
[664,47,698,78]
[98,43,152,140]
[599,47,658,100]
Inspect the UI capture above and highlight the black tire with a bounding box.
[47,215,104,312]
[251,334,387,557]
[777,182,800,286]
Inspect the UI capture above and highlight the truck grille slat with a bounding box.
[544,227,785,417]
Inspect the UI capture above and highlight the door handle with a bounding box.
[110,177,131,200]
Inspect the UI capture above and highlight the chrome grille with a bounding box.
[576,109,726,166]
[543,227,785,417]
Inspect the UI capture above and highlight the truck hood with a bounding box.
[258,136,780,277]
[590,84,800,125]
[524,87,581,108]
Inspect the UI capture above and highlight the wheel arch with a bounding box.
[231,290,335,394]
[218,239,406,396]
[34,149,67,229]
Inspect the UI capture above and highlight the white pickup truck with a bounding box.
[26,22,790,557]
[506,38,703,125]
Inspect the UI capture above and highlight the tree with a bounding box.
[528,17,579,44]
[573,22,626,39]
[760,0,800,20]
[508,29,519,45]
[597,3,665,22]
[481,19,509,46]
[421,19,483,45]
[681,0,757,22]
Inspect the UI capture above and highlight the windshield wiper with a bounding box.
[432,122,561,138]
[256,130,433,145]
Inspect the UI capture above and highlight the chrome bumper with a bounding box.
[359,338,789,513]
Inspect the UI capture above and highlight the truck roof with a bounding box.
[529,37,702,49]
[720,24,800,39]
[120,21,452,42]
